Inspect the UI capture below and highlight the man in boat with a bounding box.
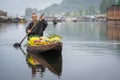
[26,13,48,39]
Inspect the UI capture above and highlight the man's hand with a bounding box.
[27,30,31,33]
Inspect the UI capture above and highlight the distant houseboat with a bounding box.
[107,5,120,25]
[0,10,8,22]
[107,4,120,40]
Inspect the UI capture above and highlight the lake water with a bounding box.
[0,22,120,80]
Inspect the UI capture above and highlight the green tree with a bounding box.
[78,9,83,16]
[88,5,96,15]
[107,0,115,7]
[85,9,89,15]
[25,8,33,18]
[118,0,120,5]
[99,0,116,13]
[64,12,70,17]
[99,0,108,13]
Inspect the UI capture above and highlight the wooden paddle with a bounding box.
[13,13,44,48]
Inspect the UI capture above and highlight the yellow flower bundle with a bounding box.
[28,34,62,46]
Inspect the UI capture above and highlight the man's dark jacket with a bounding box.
[26,20,48,36]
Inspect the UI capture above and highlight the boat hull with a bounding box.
[27,42,63,53]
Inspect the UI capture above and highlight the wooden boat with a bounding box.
[27,42,63,53]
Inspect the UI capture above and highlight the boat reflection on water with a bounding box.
[26,49,62,78]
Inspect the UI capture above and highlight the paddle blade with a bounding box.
[13,43,21,48]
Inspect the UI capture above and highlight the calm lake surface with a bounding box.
[0,22,120,80]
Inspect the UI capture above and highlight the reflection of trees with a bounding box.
[59,22,107,40]
[26,50,62,79]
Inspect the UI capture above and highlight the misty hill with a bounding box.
[45,0,102,14]
[25,0,116,18]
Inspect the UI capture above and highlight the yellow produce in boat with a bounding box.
[27,34,62,46]
[28,37,40,45]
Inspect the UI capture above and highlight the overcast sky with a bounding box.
[0,0,62,16]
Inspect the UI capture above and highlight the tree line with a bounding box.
[99,0,118,13]
[25,0,120,18]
